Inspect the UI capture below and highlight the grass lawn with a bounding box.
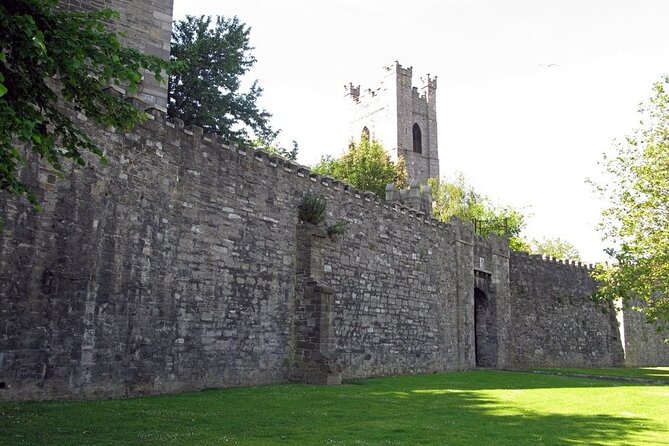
[1,370,667,445]
[530,367,669,382]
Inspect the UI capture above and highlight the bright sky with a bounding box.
[172,0,669,263]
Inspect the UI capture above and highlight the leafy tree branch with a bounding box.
[0,0,174,207]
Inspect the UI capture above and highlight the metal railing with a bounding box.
[473,218,509,237]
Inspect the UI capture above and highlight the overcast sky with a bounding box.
[172,0,669,262]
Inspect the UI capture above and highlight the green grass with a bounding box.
[531,367,669,382]
[1,370,668,445]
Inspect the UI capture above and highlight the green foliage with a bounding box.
[428,174,528,250]
[0,0,173,206]
[592,75,669,332]
[298,192,326,225]
[327,220,349,236]
[1,370,668,445]
[529,237,581,260]
[312,137,407,197]
[168,15,276,146]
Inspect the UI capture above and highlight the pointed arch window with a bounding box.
[361,126,370,141]
[412,123,422,154]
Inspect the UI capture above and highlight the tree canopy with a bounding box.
[0,0,173,207]
[312,137,407,197]
[168,15,276,147]
[593,75,669,332]
[428,174,528,251]
[529,237,580,261]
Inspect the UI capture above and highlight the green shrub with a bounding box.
[298,193,326,225]
[327,220,349,236]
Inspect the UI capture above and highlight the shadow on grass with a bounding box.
[0,370,666,445]
[530,366,669,383]
[357,368,658,391]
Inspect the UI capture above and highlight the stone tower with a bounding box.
[61,0,174,109]
[344,62,439,185]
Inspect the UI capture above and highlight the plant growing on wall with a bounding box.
[327,220,349,236]
[298,193,326,225]
[297,192,348,236]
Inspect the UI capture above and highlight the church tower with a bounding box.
[344,62,439,185]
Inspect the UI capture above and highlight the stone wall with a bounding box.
[324,202,461,378]
[1,111,666,401]
[0,111,485,400]
[1,116,298,400]
[621,302,669,366]
[507,252,625,368]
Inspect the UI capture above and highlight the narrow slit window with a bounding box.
[412,123,422,154]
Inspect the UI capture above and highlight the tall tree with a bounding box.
[0,0,172,207]
[168,15,276,146]
[428,174,529,251]
[593,75,669,332]
[312,137,407,197]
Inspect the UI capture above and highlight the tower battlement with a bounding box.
[344,83,361,102]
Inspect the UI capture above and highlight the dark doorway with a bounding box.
[474,287,497,367]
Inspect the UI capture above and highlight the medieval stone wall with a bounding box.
[507,252,625,368]
[621,303,669,366]
[0,117,299,400]
[323,203,461,378]
[1,112,665,402]
[0,111,480,400]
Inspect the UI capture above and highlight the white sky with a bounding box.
[172,0,669,263]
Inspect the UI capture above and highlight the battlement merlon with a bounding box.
[390,61,413,78]
[421,74,437,104]
[344,83,361,102]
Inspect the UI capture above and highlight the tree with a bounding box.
[530,237,580,260]
[593,75,669,332]
[168,15,276,147]
[312,137,407,197]
[0,0,173,207]
[428,174,529,251]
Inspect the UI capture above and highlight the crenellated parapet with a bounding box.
[384,181,432,217]
[507,251,625,368]
[522,252,597,271]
